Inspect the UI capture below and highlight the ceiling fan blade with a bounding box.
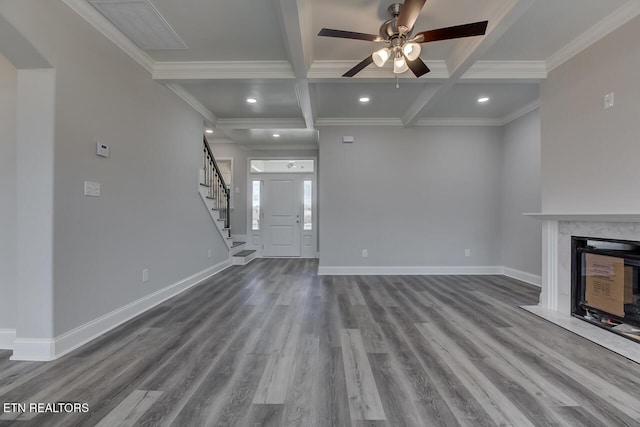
[318,28,379,42]
[343,55,374,77]
[416,21,488,43]
[406,56,430,78]
[397,0,427,32]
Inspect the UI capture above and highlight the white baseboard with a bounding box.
[317,265,503,276]
[0,329,16,350]
[502,267,542,287]
[11,259,232,362]
[11,338,55,361]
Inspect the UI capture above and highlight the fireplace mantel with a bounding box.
[522,213,640,364]
[524,213,640,222]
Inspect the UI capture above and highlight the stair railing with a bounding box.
[203,136,230,230]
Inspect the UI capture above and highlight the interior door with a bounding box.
[263,175,301,257]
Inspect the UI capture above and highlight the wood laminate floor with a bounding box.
[1,258,640,426]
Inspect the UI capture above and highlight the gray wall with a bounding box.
[0,52,16,331]
[318,126,503,267]
[540,15,640,212]
[1,0,229,336]
[211,143,319,237]
[500,109,542,276]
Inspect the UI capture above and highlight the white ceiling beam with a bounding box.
[152,61,294,80]
[216,118,306,130]
[273,0,315,129]
[401,0,536,126]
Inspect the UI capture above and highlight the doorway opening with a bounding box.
[249,159,317,258]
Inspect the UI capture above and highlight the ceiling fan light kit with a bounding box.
[318,0,488,80]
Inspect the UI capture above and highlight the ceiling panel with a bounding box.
[423,83,539,119]
[482,0,627,61]
[140,0,288,61]
[313,81,437,118]
[181,80,303,119]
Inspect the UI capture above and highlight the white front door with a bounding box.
[263,175,301,257]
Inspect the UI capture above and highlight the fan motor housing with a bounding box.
[380,3,412,40]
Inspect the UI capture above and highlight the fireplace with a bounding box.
[520,214,640,363]
[571,236,640,342]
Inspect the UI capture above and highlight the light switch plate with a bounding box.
[96,142,110,157]
[604,92,614,109]
[84,181,101,197]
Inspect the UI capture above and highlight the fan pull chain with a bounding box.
[396,74,399,89]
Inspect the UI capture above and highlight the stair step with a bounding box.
[234,250,256,258]
[231,241,245,248]
[199,183,211,187]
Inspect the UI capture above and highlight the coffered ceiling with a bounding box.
[63,0,640,149]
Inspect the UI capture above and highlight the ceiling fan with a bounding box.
[318,0,488,78]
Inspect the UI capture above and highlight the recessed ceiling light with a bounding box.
[478,97,490,103]
[273,133,281,138]
[205,129,214,134]
[246,98,257,104]
[359,97,370,103]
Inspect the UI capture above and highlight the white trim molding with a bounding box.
[11,338,55,362]
[307,60,449,80]
[152,61,295,80]
[502,267,542,287]
[416,118,504,127]
[546,1,640,72]
[462,61,547,80]
[501,100,540,125]
[0,329,16,350]
[316,118,403,127]
[165,83,216,124]
[11,260,232,362]
[216,118,306,130]
[317,266,503,276]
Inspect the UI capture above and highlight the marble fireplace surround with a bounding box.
[522,213,640,364]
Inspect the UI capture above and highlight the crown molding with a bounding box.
[546,1,640,72]
[501,99,540,125]
[316,117,404,127]
[152,61,295,80]
[239,144,318,151]
[62,0,155,73]
[416,118,504,126]
[462,61,547,80]
[164,83,216,124]
[315,117,505,127]
[216,118,306,130]
[307,60,449,80]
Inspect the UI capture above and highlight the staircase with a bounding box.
[199,136,256,265]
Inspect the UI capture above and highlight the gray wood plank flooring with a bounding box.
[1,258,640,426]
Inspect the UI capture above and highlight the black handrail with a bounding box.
[203,135,230,231]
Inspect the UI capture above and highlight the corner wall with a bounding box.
[0,52,17,345]
[500,109,542,283]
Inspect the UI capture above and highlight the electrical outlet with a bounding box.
[465,249,471,257]
[142,269,149,283]
[362,249,368,258]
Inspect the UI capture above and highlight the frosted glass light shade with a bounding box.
[402,42,421,61]
[393,55,409,74]
[372,47,391,67]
